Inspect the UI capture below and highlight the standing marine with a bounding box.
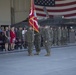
[25,27,34,56]
[42,25,51,56]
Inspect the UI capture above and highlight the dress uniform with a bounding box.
[17,27,23,49]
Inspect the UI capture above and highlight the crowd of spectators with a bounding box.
[0,26,27,52]
[0,26,76,52]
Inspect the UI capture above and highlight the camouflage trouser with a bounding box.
[44,41,51,54]
[53,38,58,46]
[34,41,41,53]
[27,42,33,54]
[58,38,61,46]
[61,37,67,45]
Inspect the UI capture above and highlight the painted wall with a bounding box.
[0,0,30,25]
[14,0,31,23]
[0,0,11,25]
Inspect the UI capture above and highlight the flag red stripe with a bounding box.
[63,13,76,17]
[36,13,46,17]
[36,13,76,18]
[36,7,76,12]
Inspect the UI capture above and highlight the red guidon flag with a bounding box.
[29,0,39,32]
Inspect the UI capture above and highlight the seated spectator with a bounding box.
[0,32,5,51]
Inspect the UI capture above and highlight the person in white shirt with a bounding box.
[22,27,27,48]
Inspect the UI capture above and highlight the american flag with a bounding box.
[34,0,76,19]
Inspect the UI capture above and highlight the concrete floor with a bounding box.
[0,46,76,75]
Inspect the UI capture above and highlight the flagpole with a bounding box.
[31,0,34,43]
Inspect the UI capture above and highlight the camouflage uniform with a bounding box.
[42,26,51,56]
[50,27,53,46]
[40,26,44,47]
[25,27,34,56]
[53,27,58,46]
[61,27,68,45]
[57,27,62,46]
[34,30,41,55]
[64,26,68,44]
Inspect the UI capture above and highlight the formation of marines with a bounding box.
[24,25,68,56]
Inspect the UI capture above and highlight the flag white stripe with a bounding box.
[37,16,76,19]
[36,10,76,15]
[37,15,76,19]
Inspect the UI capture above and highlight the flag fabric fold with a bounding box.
[29,0,39,32]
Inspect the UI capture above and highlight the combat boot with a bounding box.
[28,53,33,56]
[30,54,33,56]
[45,53,50,56]
[34,52,40,55]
